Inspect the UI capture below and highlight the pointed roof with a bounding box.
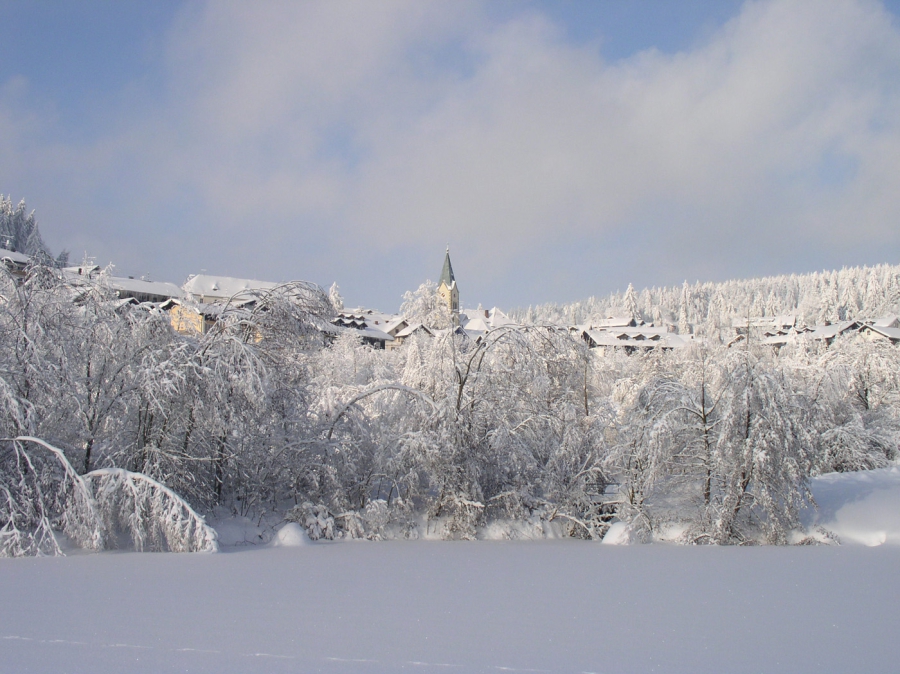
[439,247,456,288]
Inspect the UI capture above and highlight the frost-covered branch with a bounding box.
[83,468,218,553]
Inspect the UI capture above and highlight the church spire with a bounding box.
[439,246,456,288]
[437,246,459,325]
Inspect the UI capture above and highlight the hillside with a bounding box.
[515,263,900,332]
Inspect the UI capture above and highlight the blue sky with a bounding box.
[2,0,900,311]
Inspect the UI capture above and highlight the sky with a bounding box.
[2,0,900,312]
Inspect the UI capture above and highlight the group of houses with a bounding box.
[329,249,517,350]
[3,245,900,352]
[734,314,900,349]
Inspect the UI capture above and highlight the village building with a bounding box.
[331,311,394,349]
[389,322,435,348]
[62,264,183,304]
[563,313,688,351]
[40,245,900,354]
[807,320,863,345]
[182,274,282,303]
[855,315,900,344]
[160,299,231,336]
[858,324,900,344]
[104,276,183,304]
[578,325,690,351]
[0,247,30,281]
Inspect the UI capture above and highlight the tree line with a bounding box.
[2,261,899,555]
[519,263,900,334]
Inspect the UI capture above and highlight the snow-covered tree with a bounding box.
[328,282,344,313]
[0,196,56,260]
[624,283,639,322]
[399,280,452,329]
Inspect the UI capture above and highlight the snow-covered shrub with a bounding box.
[360,499,391,539]
[286,502,335,541]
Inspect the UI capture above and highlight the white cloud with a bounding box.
[4,0,900,305]
[348,0,900,258]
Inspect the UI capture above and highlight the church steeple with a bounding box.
[439,246,456,288]
[437,246,459,325]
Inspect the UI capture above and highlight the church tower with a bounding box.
[437,247,460,326]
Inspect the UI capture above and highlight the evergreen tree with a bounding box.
[0,196,50,257]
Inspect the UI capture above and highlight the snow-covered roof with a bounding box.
[460,327,484,341]
[583,329,689,349]
[809,320,861,341]
[591,316,636,329]
[382,316,409,336]
[761,334,790,346]
[59,268,183,301]
[334,313,369,329]
[330,310,395,342]
[620,325,669,337]
[395,322,433,339]
[486,308,513,329]
[859,325,900,342]
[761,326,814,346]
[357,326,393,342]
[183,274,282,300]
[0,247,30,265]
[462,316,489,333]
[460,307,513,331]
[105,276,183,300]
[873,315,900,329]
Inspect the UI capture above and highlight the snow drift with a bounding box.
[805,466,900,546]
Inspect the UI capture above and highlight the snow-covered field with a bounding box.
[4,543,899,673]
[3,468,900,674]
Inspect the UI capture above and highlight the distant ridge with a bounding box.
[515,263,900,330]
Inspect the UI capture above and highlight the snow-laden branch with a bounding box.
[83,468,218,553]
[2,436,105,556]
[2,437,216,556]
[326,383,437,441]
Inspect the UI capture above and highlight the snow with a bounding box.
[461,316,489,332]
[3,466,900,671]
[394,321,432,338]
[809,320,860,340]
[600,521,638,544]
[872,314,899,328]
[269,522,310,547]
[357,326,394,342]
[182,274,282,301]
[2,542,899,673]
[105,276,184,300]
[584,328,690,349]
[805,466,900,545]
[859,324,900,342]
[0,247,30,264]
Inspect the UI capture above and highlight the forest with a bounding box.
[2,249,900,555]
[518,262,900,334]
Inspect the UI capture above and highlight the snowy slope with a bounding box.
[806,466,900,545]
[2,542,899,674]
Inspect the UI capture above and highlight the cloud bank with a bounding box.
[2,0,900,309]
